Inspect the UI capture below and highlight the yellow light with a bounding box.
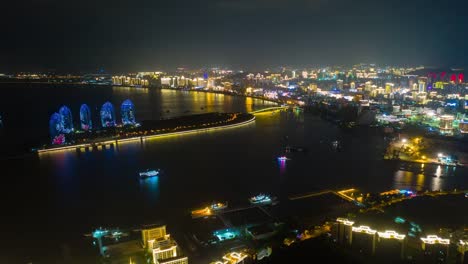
[352,226,377,235]
[421,235,450,245]
[377,230,405,240]
[336,218,355,226]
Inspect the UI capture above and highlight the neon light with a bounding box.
[421,235,450,245]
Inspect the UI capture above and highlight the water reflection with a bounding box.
[139,176,160,206]
[278,158,286,174]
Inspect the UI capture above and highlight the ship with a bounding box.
[139,169,160,179]
[249,194,276,205]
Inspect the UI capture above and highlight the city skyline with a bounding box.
[2,0,468,72]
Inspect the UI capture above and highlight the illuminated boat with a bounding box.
[277,156,288,161]
[211,202,228,211]
[249,194,275,205]
[139,169,160,179]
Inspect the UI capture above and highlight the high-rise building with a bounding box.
[302,71,308,79]
[418,81,426,93]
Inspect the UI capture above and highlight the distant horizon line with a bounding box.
[1,64,466,75]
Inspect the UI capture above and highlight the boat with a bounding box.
[139,169,160,179]
[277,156,289,161]
[249,194,275,205]
[210,202,228,211]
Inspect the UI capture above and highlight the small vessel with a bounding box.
[277,156,289,161]
[210,202,228,211]
[139,169,160,179]
[249,194,275,205]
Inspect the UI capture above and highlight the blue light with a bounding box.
[121,99,136,125]
[100,102,116,128]
[80,104,92,131]
[59,105,73,133]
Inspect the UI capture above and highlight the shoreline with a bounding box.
[159,86,283,105]
[0,82,283,105]
[36,113,256,154]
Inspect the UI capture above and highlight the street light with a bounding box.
[401,138,407,143]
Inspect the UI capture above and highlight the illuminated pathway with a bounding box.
[37,114,256,154]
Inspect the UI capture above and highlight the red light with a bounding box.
[451,74,457,82]
[441,72,446,79]
[458,73,464,83]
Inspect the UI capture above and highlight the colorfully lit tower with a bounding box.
[121,99,136,125]
[80,104,92,131]
[100,102,116,128]
[59,105,74,133]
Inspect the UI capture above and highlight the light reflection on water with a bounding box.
[393,163,461,191]
[139,176,160,206]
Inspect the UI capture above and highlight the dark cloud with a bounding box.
[1,0,468,72]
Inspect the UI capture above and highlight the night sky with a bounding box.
[2,0,468,72]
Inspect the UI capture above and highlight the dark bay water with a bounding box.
[0,84,466,263]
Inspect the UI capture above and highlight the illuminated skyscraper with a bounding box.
[79,104,92,131]
[418,81,426,93]
[121,99,136,125]
[100,102,116,128]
